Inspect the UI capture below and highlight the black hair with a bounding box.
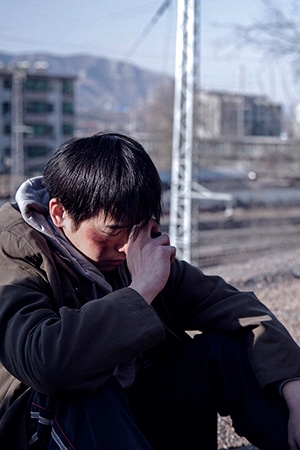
[43,132,162,229]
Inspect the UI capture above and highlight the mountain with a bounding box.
[0,51,173,115]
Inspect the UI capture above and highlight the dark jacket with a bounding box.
[1,201,300,447]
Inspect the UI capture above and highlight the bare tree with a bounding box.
[232,0,300,69]
[135,80,174,170]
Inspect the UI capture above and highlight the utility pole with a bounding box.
[169,0,199,263]
[169,0,231,264]
[10,65,27,200]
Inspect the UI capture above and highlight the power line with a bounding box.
[126,0,173,57]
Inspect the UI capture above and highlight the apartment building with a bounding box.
[0,66,76,181]
[196,91,282,140]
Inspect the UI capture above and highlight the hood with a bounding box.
[15,176,113,293]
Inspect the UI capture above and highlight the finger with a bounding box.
[149,219,160,237]
[156,233,171,246]
[130,219,157,241]
[170,246,176,263]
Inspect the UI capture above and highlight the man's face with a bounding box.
[63,214,131,272]
[50,200,131,272]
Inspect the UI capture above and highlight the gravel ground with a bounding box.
[204,248,300,450]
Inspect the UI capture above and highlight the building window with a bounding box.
[3,78,12,90]
[2,102,11,114]
[31,124,53,136]
[24,78,51,92]
[24,101,53,113]
[25,146,51,158]
[62,102,74,114]
[62,124,74,136]
[62,80,73,94]
[3,124,11,135]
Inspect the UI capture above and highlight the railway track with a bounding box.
[189,207,300,268]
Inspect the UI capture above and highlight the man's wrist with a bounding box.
[128,282,155,305]
[282,379,300,407]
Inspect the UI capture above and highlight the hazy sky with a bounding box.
[0,0,297,107]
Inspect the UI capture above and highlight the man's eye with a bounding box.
[103,228,124,237]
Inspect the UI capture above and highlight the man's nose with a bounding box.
[116,236,129,253]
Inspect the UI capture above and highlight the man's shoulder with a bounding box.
[0,202,34,238]
[0,202,47,259]
[0,202,23,228]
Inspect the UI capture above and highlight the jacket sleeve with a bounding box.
[0,226,165,396]
[161,259,300,389]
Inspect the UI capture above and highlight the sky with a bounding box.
[0,0,298,108]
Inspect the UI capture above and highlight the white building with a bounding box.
[195,91,282,140]
[0,66,76,182]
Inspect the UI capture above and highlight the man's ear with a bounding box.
[49,198,66,227]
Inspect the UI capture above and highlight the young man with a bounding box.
[0,132,300,450]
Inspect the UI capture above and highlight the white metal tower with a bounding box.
[169,0,199,263]
[169,0,231,263]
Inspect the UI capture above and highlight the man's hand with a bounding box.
[123,219,176,304]
[282,379,300,449]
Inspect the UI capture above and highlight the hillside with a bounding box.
[0,51,173,114]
